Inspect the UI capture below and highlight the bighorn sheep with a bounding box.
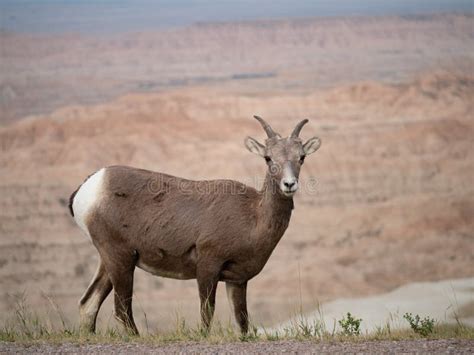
[69,116,321,335]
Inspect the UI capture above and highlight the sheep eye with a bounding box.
[299,155,306,164]
[264,156,272,163]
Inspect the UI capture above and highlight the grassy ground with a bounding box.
[1,296,473,345]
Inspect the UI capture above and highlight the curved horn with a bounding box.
[291,119,309,138]
[253,115,278,138]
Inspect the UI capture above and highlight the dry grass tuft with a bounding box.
[1,295,473,345]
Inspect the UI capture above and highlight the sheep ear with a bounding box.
[303,137,321,155]
[244,136,266,157]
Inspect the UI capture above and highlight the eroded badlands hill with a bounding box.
[1,13,472,124]
[0,70,472,329]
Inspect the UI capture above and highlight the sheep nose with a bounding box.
[283,180,296,189]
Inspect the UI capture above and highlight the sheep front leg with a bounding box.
[226,281,248,334]
[196,266,219,333]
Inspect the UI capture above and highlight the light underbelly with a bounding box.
[136,257,196,280]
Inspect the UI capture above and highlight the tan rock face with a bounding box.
[0,14,472,331]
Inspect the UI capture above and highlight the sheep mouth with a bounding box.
[281,188,297,197]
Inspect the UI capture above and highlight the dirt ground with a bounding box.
[1,339,473,354]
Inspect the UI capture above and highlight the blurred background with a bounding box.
[0,0,473,331]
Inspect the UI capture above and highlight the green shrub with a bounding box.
[338,312,362,336]
[403,313,435,337]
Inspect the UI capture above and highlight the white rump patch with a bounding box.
[73,168,106,240]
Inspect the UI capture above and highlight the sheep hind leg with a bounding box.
[88,217,139,335]
[79,258,113,334]
[110,268,139,335]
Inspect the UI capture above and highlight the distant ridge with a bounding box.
[1,0,473,34]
